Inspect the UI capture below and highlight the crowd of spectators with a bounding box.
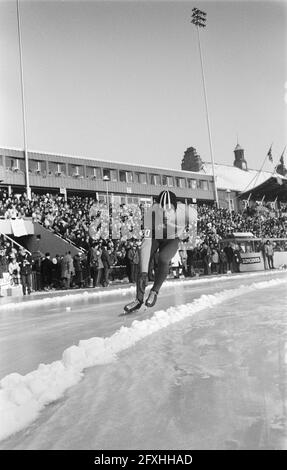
[1,191,286,247]
[0,234,142,293]
[0,190,286,294]
[197,203,287,243]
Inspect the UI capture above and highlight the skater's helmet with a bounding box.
[157,190,177,211]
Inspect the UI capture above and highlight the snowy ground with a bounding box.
[0,271,286,449]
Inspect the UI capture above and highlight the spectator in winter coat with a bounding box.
[224,244,234,272]
[219,249,228,274]
[101,246,112,287]
[8,255,21,285]
[179,248,188,277]
[32,254,42,291]
[90,246,103,287]
[127,244,140,283]
[73,253,84,288]
[211,247,220,274]
[108,247,118,281]
[260,241,268,270]
[41,252,53,290]
[0,245,8,277]
[201,243,211,276]
[61,252,74,289]
[264,240,275,269]
[232,246,241,273]
[18,249,33,295]
[186,249,196,277]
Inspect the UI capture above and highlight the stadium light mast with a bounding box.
[16,0,31,200]
[103,175,110,205]
[191,7,219,207]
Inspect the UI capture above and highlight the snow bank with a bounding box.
[0,268,286,313]
[0,275,286,442]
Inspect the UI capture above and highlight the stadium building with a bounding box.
[0,147,215,205]
[0,143,283,210]
[181,144,276,211]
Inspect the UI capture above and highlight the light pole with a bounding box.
[103,175,110,205]
[191,7,219,207]
[16,0,31,199]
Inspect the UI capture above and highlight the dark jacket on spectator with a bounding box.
[41,256,53,281]
[18,252,33,275]
[101,248,112,268]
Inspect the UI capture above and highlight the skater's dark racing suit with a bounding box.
[124,190,192,313]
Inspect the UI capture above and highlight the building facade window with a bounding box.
[48,162,66,176]
[104,168,118,181]
[6,157,25,173]
[86,166,101,179]
[188,179,197,190]
[68,164,84,177]
[28,160,46,174]
[198,180,208,190]
[150,174,161,185]
[135,172,147,184]
[110,169,118,182]
[175,177,186,188]
[119,170,133,183]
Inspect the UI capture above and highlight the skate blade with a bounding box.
[119,304,146,317]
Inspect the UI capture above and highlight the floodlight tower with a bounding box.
[191,8,219,207]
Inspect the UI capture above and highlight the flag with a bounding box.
[242,193,252,209]
[276,176,283,185]
[270,196,278,210]
[267,145,273,162]
[279,146,286,165]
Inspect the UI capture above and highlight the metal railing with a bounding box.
[0,231,31,255]
[36,221,87,253]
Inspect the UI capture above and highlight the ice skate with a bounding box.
[145,290,158,308]
[123,299,143,314]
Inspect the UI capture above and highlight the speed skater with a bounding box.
[124,189,194,313]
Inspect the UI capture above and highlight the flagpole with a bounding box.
[273,145,286,175]
[16,0,31,200]
[241,145,272,195]
[251,143,273,189]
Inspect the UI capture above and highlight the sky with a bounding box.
[0,0,286,172]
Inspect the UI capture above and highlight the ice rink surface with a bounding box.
[0,271,286,450]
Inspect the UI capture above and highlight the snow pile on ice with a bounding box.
[0,276,286,442]
[0,268,285,313]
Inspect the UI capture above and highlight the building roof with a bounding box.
[200,162,273,192]
[234,144,243,151]
[0,146,210,179]
[240,175,287,202]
